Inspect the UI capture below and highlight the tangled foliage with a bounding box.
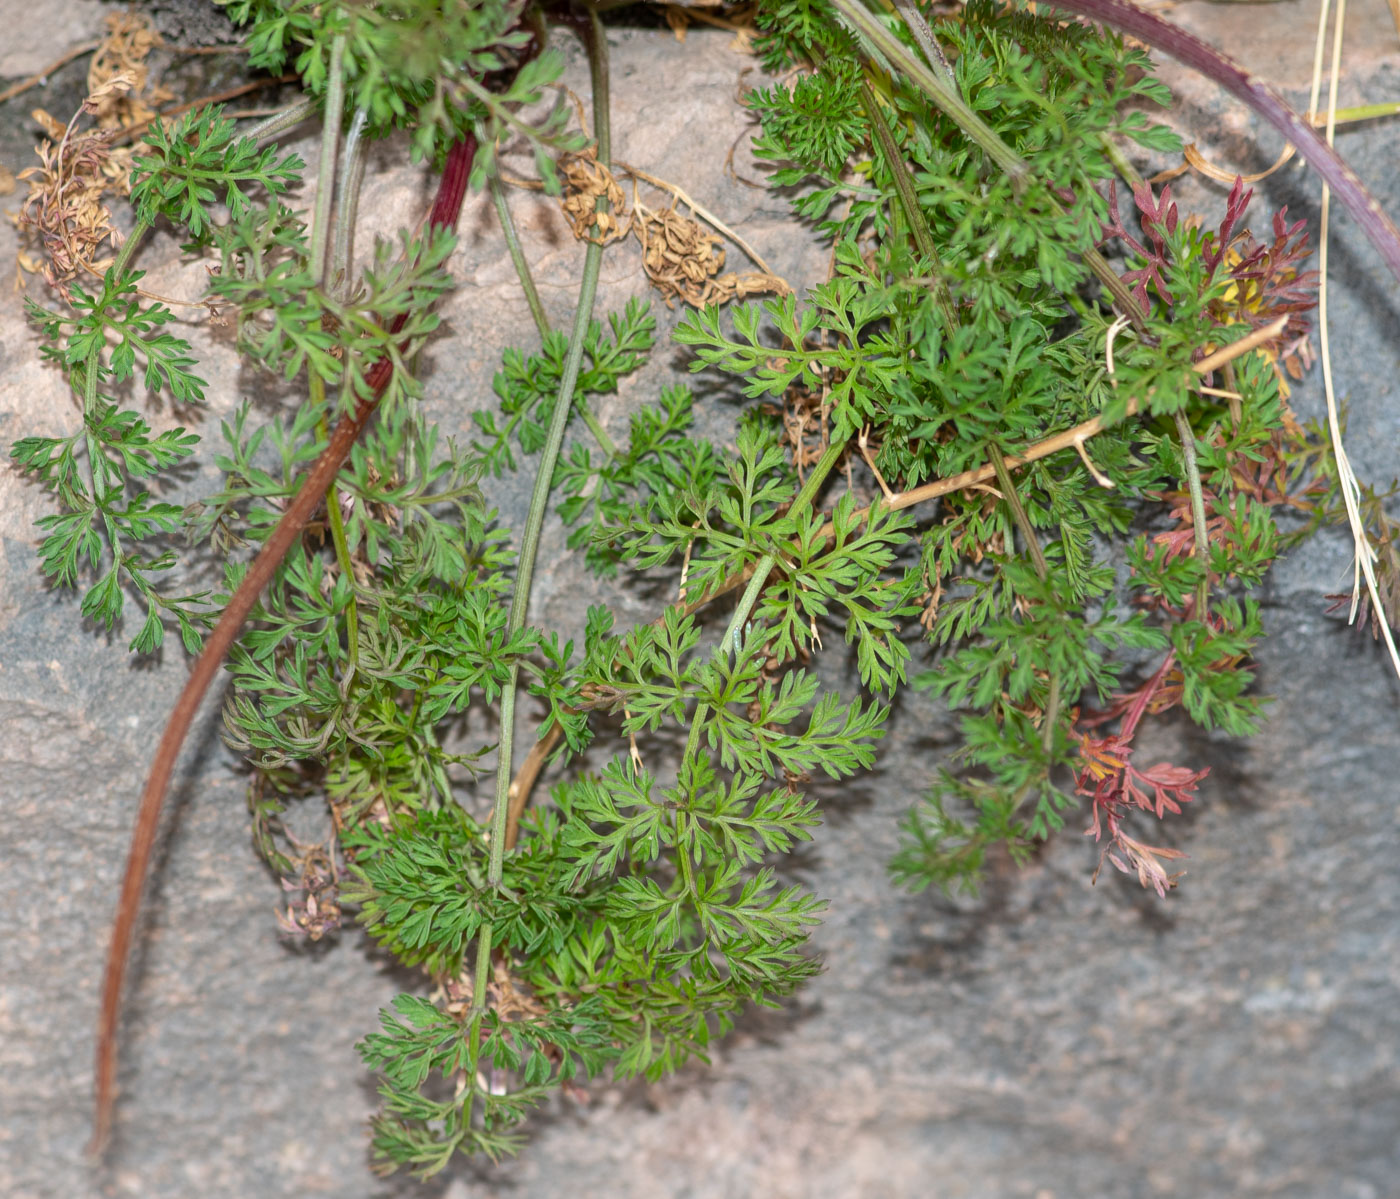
[11,0,1350,1179]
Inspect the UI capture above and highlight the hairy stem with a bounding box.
[311,66,361,677]
[110,217,152,281]
[308,33,346,287]
[893,0,956,83]
[331,106,369,296]
[245,95,317,146]
[486,7,613,893]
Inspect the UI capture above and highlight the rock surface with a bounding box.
[1,5,1398,1198]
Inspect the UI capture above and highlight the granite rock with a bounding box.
[1,7,1398,1199]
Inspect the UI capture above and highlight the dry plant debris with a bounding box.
[12,11,169,294]
[16,75,134,294]
[552,142,789,306]
[556,145,628,244]
[662,2,759,53]
[86,10,173,130]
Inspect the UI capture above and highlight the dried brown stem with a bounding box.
[107,75,298,147]
[0,40,101,105]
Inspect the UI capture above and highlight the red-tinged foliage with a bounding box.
[1100,179,1178,310]
[1148,487,1229,565]
[1230,441,1326,510]
[1074,650,1204,896]
[1200,175,1252,275]
[1099,174,1317,387]
[1208,183,1318,384]
[1125,760,1209,820]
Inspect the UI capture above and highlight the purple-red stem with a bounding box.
[91,132,476,1155]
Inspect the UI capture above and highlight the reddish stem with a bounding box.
[1118,649,1177,742]
[91,132,476,1154]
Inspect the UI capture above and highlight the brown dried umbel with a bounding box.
[633,199,784,307]
[87,10,171,131]
[16,80,130,296]
[13,11,168,296]
[557,145,628,244]
[554,150,789,306]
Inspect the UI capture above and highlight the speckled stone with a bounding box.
[2,6,1398,1198]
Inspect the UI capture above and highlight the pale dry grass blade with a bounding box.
[1311,0,1400,680]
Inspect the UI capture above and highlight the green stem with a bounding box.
[989,446,1059,755]
[331,106,368,297]
[308,33,346,287]
[491,172,550,340]
[79,215,150,423]
[1324,99,1400,123]
[486,78,615,461]
[858,80,957,334]
[673,707,707,899]
[244,96,317,146]
[468,919,494,1023]
[834,0,1145,328]
[579,405,618,459]
[459,74,562,150]
[721,435,849,655]
[1222,361,1242,429]
[1041,675,1061,757]
[988,445,1048,580]
[1173,409,1212,618]
[834,0,1025,182]
[1099,133,1144,188]
[110,217,151,281]
[311,376,360,681]
[486,7,613,890]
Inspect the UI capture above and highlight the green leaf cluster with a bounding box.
[12,0,1338,1180]
[672,0,1311,897]
[14,267,214,651]
[222,0,586,173]
[131,104,304,240]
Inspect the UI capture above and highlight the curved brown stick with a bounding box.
[91,132,476,1154]
[500,318,1287,839]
